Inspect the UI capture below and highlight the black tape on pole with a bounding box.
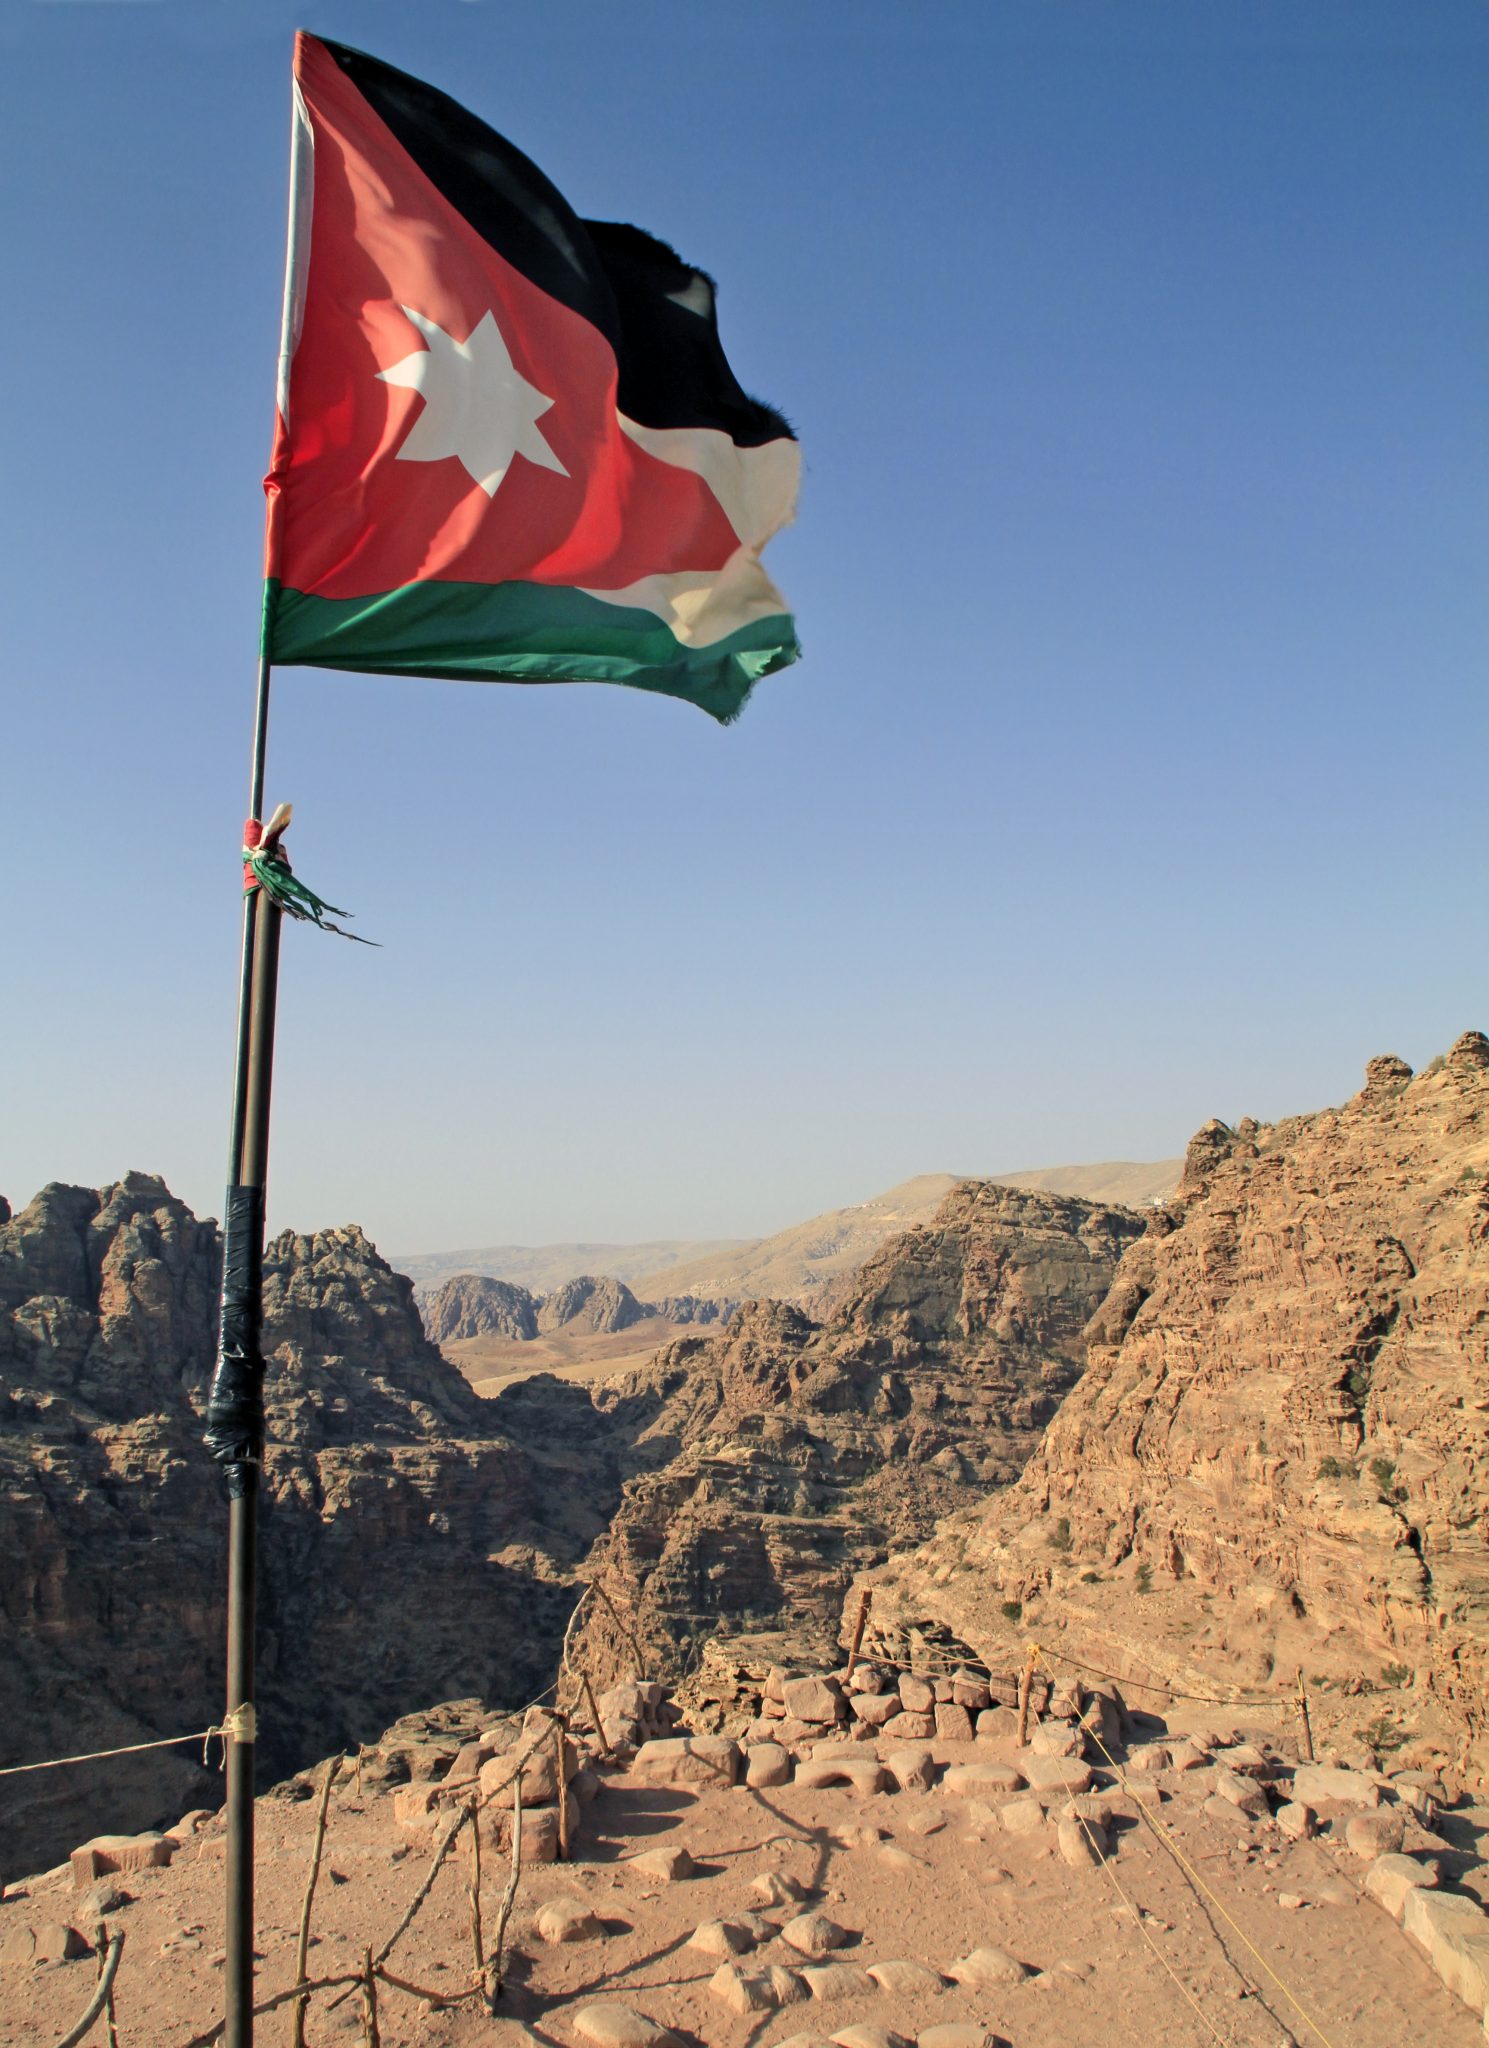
[204,1184,265,1494]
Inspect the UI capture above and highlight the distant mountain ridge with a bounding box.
[636,1161,1181,1308]
[394,1158,1181,1309]
[393,1237,748,1296]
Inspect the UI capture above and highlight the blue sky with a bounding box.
[3,0,1485,1253]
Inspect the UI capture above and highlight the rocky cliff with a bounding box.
[572,1184,1146,1690]
[537,1274,647,1335]
[422,1273,539,1343]
[0,1175,623,1880]
[860,1035,1489,1778]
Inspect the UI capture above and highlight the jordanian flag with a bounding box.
[262,34,800,724]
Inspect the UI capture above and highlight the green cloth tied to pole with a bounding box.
[242,803,377,945]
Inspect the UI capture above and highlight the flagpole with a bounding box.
[209,61,312,2041]
[204,651,281,2048]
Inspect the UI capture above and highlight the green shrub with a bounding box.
[1000,1599,1023,1624]
[1369,1456,1397,1491]
[1135,1563,1154,1596]
[1317,1456,1348,1480]
[1348,1369,1371,1400]
[1049,1516,1072,1552]
[1080,1570,1102,1585]
[1357,1712,1408,1765]
[1381,1662,1411,1688]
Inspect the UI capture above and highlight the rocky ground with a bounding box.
[3,1659,1484,2048]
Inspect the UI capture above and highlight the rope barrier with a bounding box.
[2,1728,218,1781]
[1072,1808,1232,2045]
[1036,1640,1288,1711]
[0,1703,260,1782]
[1029,1646,1339,2048]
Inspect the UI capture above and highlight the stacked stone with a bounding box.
[596,1681,680,1758]
[393,1703,593,1865]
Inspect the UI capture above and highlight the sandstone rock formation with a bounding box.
[860,1035,1489,1778]
[421,1272,539,1343]
[0,1175,623,1879]
[572,1185,1145,1691]
[537,1274,647,1336]
[635,1164,1179,1310]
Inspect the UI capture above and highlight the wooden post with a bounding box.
[844,1588,872,1679]
[291,1756,336,2048]
[489,1775,524,2000]
[553,1723,570,1862]
[467,1801,484,1982]
[1296,1668,1315,1763]
[359,1948,380,2048]
[1016,1644,1040,1749]
[580,1670,612,1760]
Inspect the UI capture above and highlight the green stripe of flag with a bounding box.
[263,578,799,725]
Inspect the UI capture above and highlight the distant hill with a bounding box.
[391,1236,748,1295]
[635,1160,1182,1307]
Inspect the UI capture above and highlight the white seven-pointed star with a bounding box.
[378,306,568,498]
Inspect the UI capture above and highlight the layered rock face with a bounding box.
[422,1273,539,1343]
[0,1176,622,1880]
[862,1036,1489,1777]
[572,1185,1145,1690]
[537,1274,647,1335]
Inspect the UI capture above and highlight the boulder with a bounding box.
[536,1898,604,1944]
[948,1945,1030,1988]
[1213,1767,1269,1818]
[782,1676,846,1725]
[1058,1818,1106,1865]
[848,1693,901,1729]
[1401,1887,1489,2014]
[1000,1796,1046,1834]
[34,1923,91,1966]
[571,2002,681,2046]
[1291,1765,1380,1808]
[941,1762,1024,1797]
[951,1669,992,1713]
[1021,1756,1093,1794]
[828,2029,913,2048]
[795,1757,888,1795]
[1030,1723,1084,1759]
[780,1912,852,1957]
[754,1871,811,1906]
[628,1845,696,1883]
[879,1710,936,1742]
[898,1674,935,1713]
[630,1737,740,1788]
[1346,1809,1406,1859]
[1276,1803,1316,1841]
[866,1959,947,1994]
[709,1964,781,2015]
[884,1747,936,1793]
[746,1742,793,1789]
[69,1833,174,1886]
[976,1707,1019,1742]
[1364,1853,1439,1920]
[796,1962,878,2002]
[688,1919,757,1958]
[935,1703,975,1742]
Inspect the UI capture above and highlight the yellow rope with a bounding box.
[1032,1648,1340,2048]
[1072,1808,1232,2046]
[0,1702,258,1780]
[1038,1640,1285,1711]
[0,1730,219,1779]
